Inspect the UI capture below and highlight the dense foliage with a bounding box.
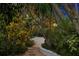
[0,3,79,56]
[0,4,34,55]
[43,18,79,55]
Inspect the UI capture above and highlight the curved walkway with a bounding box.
[23,37,59,56]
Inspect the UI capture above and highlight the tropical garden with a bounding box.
[0,3,79,56]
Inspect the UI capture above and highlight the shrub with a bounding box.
[43,18,79,55]
[0,16,34,55]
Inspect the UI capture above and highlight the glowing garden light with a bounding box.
[53,23,58,27]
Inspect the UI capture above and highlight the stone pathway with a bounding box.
[22,37,59,56]
[23,45,45,56]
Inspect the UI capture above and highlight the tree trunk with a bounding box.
[64,4,79,34]
[52,4,64,20]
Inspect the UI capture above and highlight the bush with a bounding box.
[0,16,34,55]
[43,18,79,56]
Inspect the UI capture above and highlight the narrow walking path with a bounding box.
[23,45,46,56]
[23,37,59,56]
